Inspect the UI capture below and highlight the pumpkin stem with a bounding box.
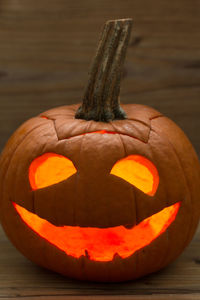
[75,18,133,122]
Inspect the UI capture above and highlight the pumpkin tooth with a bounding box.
[124,224,134,229]
[112,253,121,261]
[85,250,90,259]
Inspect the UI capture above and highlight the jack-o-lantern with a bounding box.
[0,19,200,282]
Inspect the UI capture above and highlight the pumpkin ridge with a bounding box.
[73,121,92,225]
[158,130,193,251]
[150,121,192,266]
[1,121,52,204]
[148,128,171,271]
[110,122,137,227]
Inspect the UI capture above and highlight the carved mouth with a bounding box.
[13,202,180,262]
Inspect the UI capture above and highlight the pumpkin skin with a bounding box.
[0,103,200,282]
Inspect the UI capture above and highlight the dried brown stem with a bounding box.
[75,18,133,122]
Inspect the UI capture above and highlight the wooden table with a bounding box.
[0,0,200,299]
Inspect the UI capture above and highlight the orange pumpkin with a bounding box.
[0,19,200,282]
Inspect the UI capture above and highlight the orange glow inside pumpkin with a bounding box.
[14,202,180,262]
[29,153,77,190]
[111,155,159,196]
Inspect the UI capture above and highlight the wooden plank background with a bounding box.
[0,0,200,299]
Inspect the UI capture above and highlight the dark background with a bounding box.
[0,0,200,299]
[0,0,200,155]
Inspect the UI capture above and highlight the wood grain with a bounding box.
[0,0,200,299]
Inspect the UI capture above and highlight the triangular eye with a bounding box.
[29,153,77,190]
[110,155,159,196]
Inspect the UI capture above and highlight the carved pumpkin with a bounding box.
[0,19,200,282]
